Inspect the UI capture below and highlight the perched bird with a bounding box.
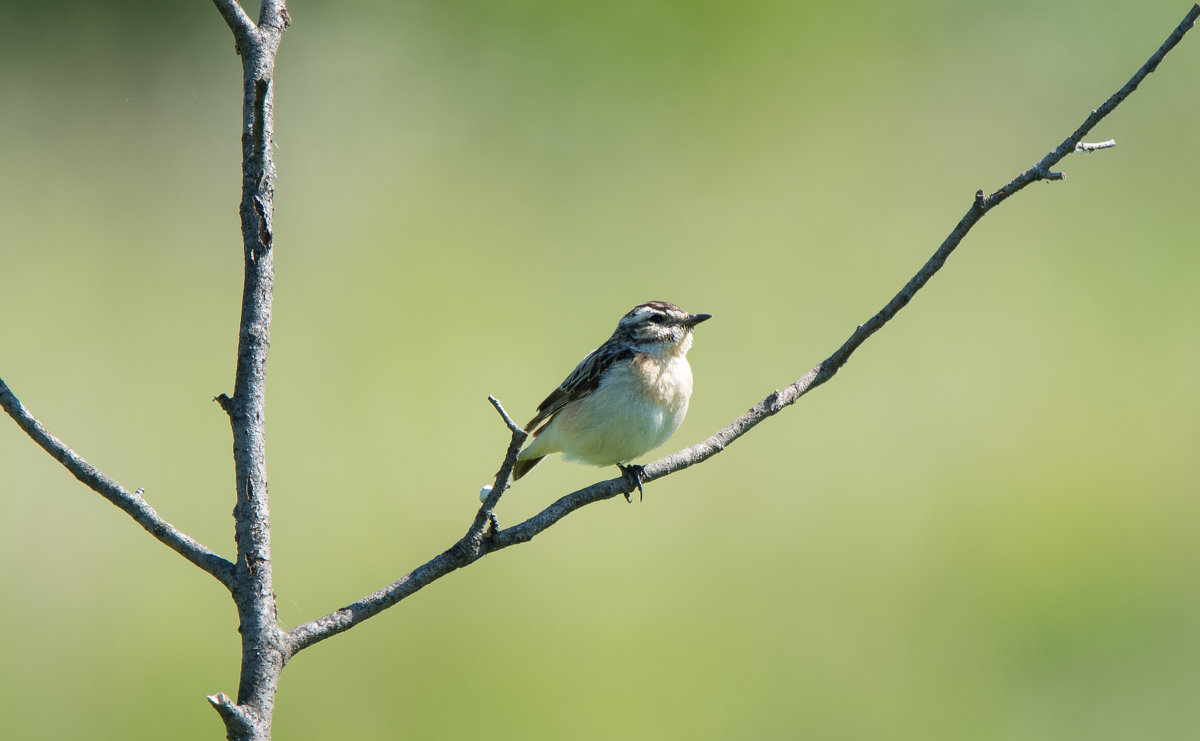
[513,301,711,500]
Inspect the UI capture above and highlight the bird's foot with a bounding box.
[617,464,646,503]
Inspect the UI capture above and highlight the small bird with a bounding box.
[513,301,711,500]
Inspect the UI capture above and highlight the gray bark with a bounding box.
[207,2,291,739]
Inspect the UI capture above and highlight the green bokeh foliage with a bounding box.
[2,1,1198,738]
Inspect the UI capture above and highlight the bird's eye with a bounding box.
[649,313,666,323]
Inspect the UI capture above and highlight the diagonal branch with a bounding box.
[210,0,256,51]
[484,2,1200,534]
[281,2,1200,660]
[0,376,236,588]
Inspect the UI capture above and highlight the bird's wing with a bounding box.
[524,343,635,434]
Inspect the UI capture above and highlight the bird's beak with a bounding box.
[682,312,712,327]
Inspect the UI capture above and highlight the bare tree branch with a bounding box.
[210,0,255,50]
[206,692,257,740]
[478,395,527,509]
[280,2,1200,661]
[257,0,291,33]
[0,377,236,587]
[207,1,292,738]
[1075,139,1117,153]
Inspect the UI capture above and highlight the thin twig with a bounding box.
[280,3,1200,659]
[479,395,526,505]
[1075,139,1117,153]
[0,377,236,588]
[488,394,523,435]
[467,398,526,540]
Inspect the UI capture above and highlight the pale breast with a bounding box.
[537,351,694,466]
[633,353,693,413]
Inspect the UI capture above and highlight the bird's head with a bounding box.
[614,301,711,354]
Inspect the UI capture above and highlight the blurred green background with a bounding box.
[2,0,1198,738]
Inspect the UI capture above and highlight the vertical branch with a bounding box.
[210,1,291,739]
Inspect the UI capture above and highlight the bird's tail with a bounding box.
[512,456,543,481]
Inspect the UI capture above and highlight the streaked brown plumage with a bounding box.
[512,301,711,489]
